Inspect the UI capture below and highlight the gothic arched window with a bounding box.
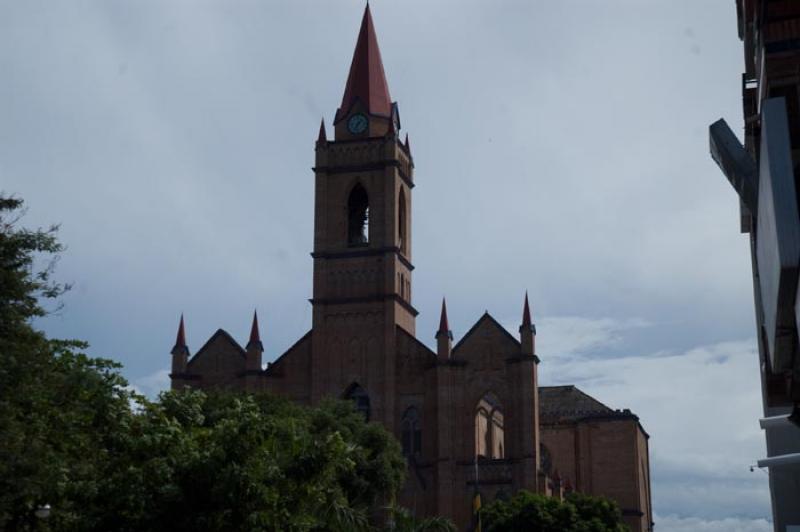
[475,394,504,459]
[347,184,369,246]
[401,406,421,456]
[398,188,407,254]
[345,383,370,421]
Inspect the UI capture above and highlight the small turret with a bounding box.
[171,314,189,374]
[436,298,453,358]
[519,292,536,356]
[246,310,264,373]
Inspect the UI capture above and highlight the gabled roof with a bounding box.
[336,5,393,122]
[539,385,647,436]
[539,385,641,425]
[186,328,245,368]
[263,330,312,376]
[452,312,521,355]
[396,325,438,365]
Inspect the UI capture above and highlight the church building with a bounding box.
[169,7,652,531]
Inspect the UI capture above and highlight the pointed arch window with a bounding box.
[475,394,504,459]
[347,184,369,246]
[398,188,407,254]
[345,383,370,421]
[401,406,421,456]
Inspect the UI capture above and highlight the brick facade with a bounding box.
[169,6,652,530]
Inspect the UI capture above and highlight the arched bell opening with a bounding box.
[347,184,369,246]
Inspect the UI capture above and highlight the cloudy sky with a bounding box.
[1,1,771,530]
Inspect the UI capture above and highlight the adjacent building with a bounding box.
[709,2,800,530]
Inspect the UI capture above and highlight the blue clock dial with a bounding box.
[347,113,368,134]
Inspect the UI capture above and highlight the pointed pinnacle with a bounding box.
[404,133,411,153]
[522,292,532,327]
[176,314,186,347]
[171,314,188,356]
[317,118,327,143]
[249,310,261,344]
[438,298,450,333]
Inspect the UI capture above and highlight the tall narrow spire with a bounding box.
[247,310,263,351]
[522,292,532,328]
[245,310,263,378]
[170,314,190,378]
[336,4,393,122]
[436,297,454,359]
[438,298,450,335]
[171,314,188,355]
[519,292,536,356]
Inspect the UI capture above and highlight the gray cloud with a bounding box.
[2,0,763,526]
[655,514,772,532]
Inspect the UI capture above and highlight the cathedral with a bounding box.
[169,6,653,531]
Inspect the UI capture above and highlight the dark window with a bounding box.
[345,383,370,421]
[401,406,421,456]
[398,188,407,254]
[347,184,369,246]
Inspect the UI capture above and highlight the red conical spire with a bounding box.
[317,118,327,144]
[336,5,392,121]
[247,310,264,351]
[522,292,532,328]
[176,314,186,346]
[438,298,450,334]
[250,310,260,344]
[171,314,188,355]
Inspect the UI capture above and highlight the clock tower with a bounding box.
[309,5,415,429]
[168,7,653,528]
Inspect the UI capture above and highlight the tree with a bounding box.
[0,195,408,530]
[0,196,139,529]
[387,505,457,532]
[481,490,629,532]
[80,390,405,531]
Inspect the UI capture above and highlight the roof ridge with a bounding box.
[452,311,520,354]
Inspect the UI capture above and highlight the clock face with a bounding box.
[347,113,368,135]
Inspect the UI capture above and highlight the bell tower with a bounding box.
[309,6,416,427]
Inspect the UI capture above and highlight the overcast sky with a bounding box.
[1,1,771,530]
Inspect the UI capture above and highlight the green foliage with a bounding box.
[0,196,67,333]
[387,505,457,532]
[481,490,629,532]
[0,195,135,529]
[77,390,405,532]
[0,195,407,531]
[566,492,630,532]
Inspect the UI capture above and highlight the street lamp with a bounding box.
[34,504,51,520]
